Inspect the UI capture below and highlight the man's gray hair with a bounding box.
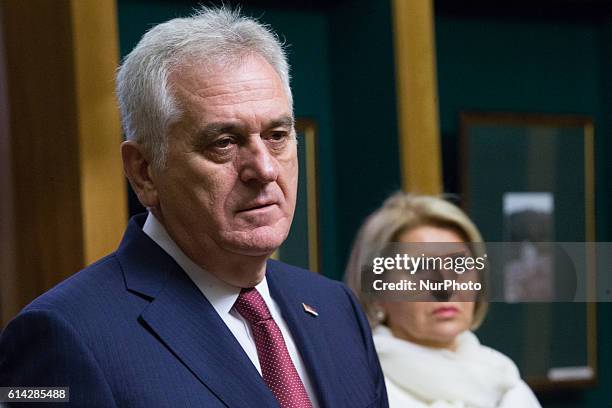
[116,7,292,168]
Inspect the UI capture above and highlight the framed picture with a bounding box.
[502,192,555,302]
[460,112,596,390]
[274,119,321,272]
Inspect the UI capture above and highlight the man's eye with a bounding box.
[211,137,235,149]
[267,131,288,142]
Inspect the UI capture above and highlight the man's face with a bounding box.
[151,54,297,259]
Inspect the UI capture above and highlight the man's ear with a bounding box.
[120,141,159,209]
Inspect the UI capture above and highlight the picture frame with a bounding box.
[274,119,321,273]
[459,112,597,391]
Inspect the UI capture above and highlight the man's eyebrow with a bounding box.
[199,122,244,140]
[266,115,294,130]
[192,115,295,148]
[199,115,293,137]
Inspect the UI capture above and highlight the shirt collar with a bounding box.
[142,212,272,316]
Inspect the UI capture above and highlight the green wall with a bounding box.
[328,0,401,278]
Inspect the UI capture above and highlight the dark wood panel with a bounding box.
[1,0,84,321]
[0,2,15,324]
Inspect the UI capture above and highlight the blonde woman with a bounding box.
[345,192,541,408]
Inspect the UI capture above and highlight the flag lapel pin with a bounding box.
[302,303,319,317]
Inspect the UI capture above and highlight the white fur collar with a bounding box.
[373,325,520,408]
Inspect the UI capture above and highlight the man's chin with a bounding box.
[220,228,287,257]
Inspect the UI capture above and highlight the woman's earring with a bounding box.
[374,307,386,323]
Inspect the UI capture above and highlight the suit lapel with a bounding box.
[118,217,277,408]
[140,273,277,408]
[267,262,344,408]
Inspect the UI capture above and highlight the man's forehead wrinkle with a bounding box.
[172,81,280,107]
[170,62,283,97]
[195,78,277,99]
[200,93,281,107]
[170,79,266,96]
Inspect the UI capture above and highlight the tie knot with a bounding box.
[234,288,272,324]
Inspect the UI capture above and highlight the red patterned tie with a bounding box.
[234,288,313,408]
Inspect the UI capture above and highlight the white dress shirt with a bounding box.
[143,213,318,407]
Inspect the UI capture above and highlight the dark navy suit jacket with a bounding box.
[0,215,388,407]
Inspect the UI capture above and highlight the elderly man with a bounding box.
[0,8,387,408]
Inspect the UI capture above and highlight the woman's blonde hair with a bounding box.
[344,191,488,329]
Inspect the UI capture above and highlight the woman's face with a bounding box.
[381,225,475,350]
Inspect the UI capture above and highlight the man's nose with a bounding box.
[239,137,279,184]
